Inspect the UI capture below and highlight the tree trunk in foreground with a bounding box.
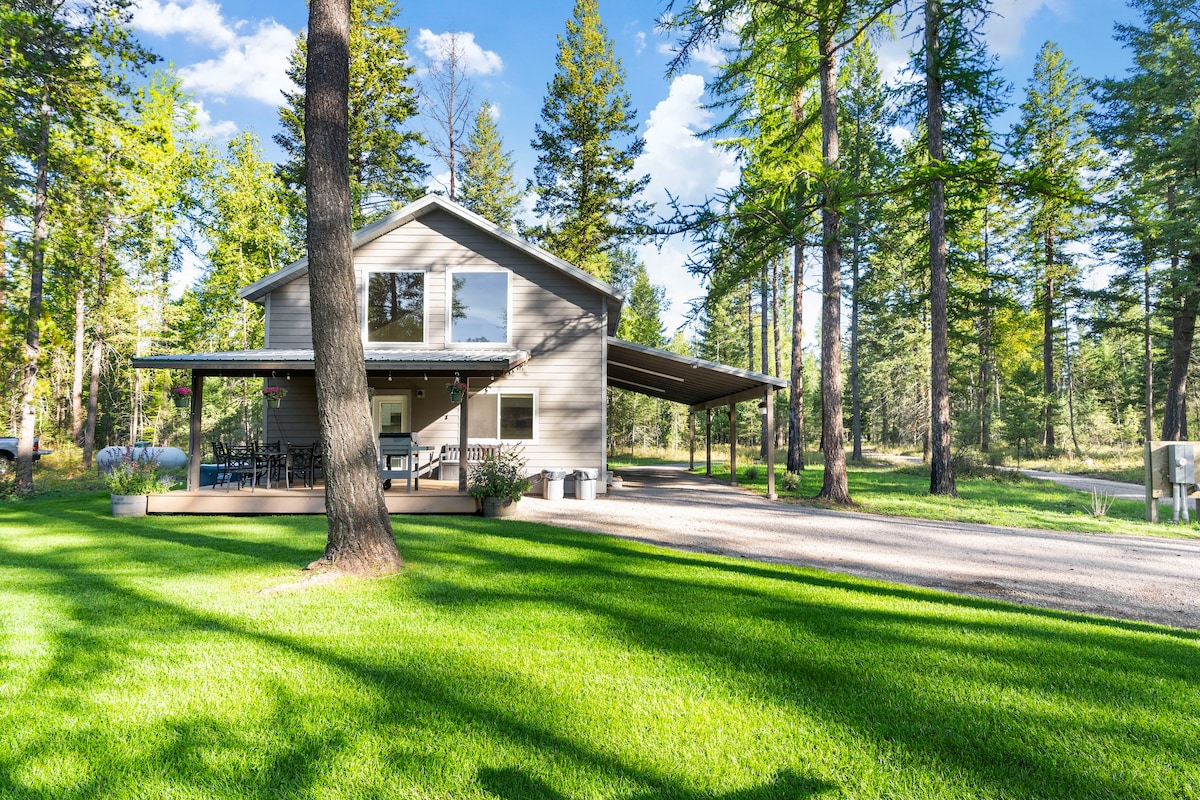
[1163,254,1200,441]
[306,0,402,575]
[926,0,957,496]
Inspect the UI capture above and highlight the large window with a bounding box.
[366,270,425,343]
[450,271,508,344]
[467,391,535,441]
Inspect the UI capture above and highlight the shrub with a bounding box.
[467,447,532,501]
[780,470,800,492]
[744,465,760,481]
[103,447,178,495]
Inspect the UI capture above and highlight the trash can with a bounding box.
[574,468,599,501]
[542,469,566,500]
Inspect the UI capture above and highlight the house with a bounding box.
[133,194,786,513]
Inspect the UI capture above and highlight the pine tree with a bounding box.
[529,0,648,280]
[457,102,522,230]
[1009,41,1100,452]
[276,0,426,238]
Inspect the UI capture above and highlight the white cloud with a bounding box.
[635,74,741,332]
[656,39,728,71]
[132,0,297,106]
[417,30,503,76]
[190,100,238,140]
[634,31,647,56]
[177,20,297,105]
[131,0,236,48]
[985,0,1065,58]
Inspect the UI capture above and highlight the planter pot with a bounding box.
[173,397,189,408]
[111,494,148,518]
[265,398,281,408]
[448,389,464,404]
[479,496,518,518]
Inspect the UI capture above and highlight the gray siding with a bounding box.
[260,207,607,481]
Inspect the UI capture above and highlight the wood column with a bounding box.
[765,389,776,499]
[187,371,203,491]
[458,385,469,492]
[688,412,695,471]
[705,408,712,476]
[729,403,738,486]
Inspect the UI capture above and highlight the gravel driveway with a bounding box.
[518,465,1200,631]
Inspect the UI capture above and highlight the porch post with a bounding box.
[729,403,737,486]
[458,385,469,492]
[688,412,695,471]
[705,409,712,476]
[765,388,776,499]
[187,371,203,491]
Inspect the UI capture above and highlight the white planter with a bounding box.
[111,494,148,518]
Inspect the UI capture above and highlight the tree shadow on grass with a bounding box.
[477,767,830,800]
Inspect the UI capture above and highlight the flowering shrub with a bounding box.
[103,447,178,495]
[467,447,531,501]
[262,386,288,399]
[170,386,191,397]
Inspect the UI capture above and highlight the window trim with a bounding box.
[446,267,511,348]
[363,267,428,347]
[468,388,537,444]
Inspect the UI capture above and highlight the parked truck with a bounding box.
[0,436,50,461]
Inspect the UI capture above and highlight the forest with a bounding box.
[1,0,1197,501]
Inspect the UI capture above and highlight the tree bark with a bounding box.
[1042,228,1056,450]
[787,242,805,471]
[1162,253,1200,441]
[760,261,769,460]
[306,0,402,575]
[17,86,51,494]
[817,28,850,505]
[1143,245,1154,444]
[71,282,86,446]
[771,255,783,448]
[979,207,992,452]
[84,208,110,469]
[926,0,956,496]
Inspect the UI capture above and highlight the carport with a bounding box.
[605,337,788,498]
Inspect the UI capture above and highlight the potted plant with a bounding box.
[446,377,468,404]
[467,447,531,517]
[169,386,191,408]
[262,386,287,408]
[103,447,178,517]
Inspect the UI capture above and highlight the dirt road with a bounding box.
[518,466,1200,631]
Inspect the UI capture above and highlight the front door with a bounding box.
[373,394,411,438]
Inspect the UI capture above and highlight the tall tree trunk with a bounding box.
[788,242,805,471]
[817,28,850,504]
[979,206,992,452]
[71,282,86,446]
[926,0,956,496]
[746,282,755,372]
[1144,245,1154,443]
[771,254,783,448]
[17,86,51,494]
[850,206,862,461]
[1163,253,1200,440]
[1042,228,1056,450]
[306,0,402,575]
[84,208,110,469]
[760,261,769,460]
[1064,305,1080,457]
[0,216,7,309]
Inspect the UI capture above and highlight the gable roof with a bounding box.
[239,194,625,309]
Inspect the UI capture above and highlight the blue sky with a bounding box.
[129,0,1141,333]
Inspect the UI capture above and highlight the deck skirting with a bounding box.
[148,483,477,515]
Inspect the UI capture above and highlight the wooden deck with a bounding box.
[148,478,478,515]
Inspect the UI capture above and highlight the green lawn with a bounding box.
[2,492,1199,799]
[697,461,1199,539]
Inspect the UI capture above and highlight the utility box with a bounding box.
[1169,443,1195,484]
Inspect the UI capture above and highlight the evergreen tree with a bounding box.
[1008,41,1100,452]
[529,0,648,280]
[457,102,522,229]
[276,0,426,238]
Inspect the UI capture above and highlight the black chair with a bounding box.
[285,443,317,490]
[226,445,264,490]
[210,441,233,490]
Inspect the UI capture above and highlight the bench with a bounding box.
[438,444,498,481]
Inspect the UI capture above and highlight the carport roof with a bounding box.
[606,337,786,411]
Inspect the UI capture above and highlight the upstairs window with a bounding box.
[450,270,509,344]
[366,270,425,344]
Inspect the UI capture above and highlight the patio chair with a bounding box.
[285,443,317,490]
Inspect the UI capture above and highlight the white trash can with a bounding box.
[574,468,598,501]
[542,469,566,500]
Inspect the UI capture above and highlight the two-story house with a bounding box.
[134,194,785,514]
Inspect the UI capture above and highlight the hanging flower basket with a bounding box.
[170,386,191,408]
[446,378,468,404]
[263,386,287,408]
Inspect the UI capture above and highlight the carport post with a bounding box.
[765,389,776,499]
[729,403,737,486]
[705,409,712,476]
[187,370,203,491]
[458,385,469,492]
[688,412,695,471]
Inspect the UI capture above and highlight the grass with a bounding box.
[3,492,1200,799]
[696,460,1200,539]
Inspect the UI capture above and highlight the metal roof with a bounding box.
[131,348,530,377]
[606,338,786,411]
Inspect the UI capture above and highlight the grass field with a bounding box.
[2,492,1198,799]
